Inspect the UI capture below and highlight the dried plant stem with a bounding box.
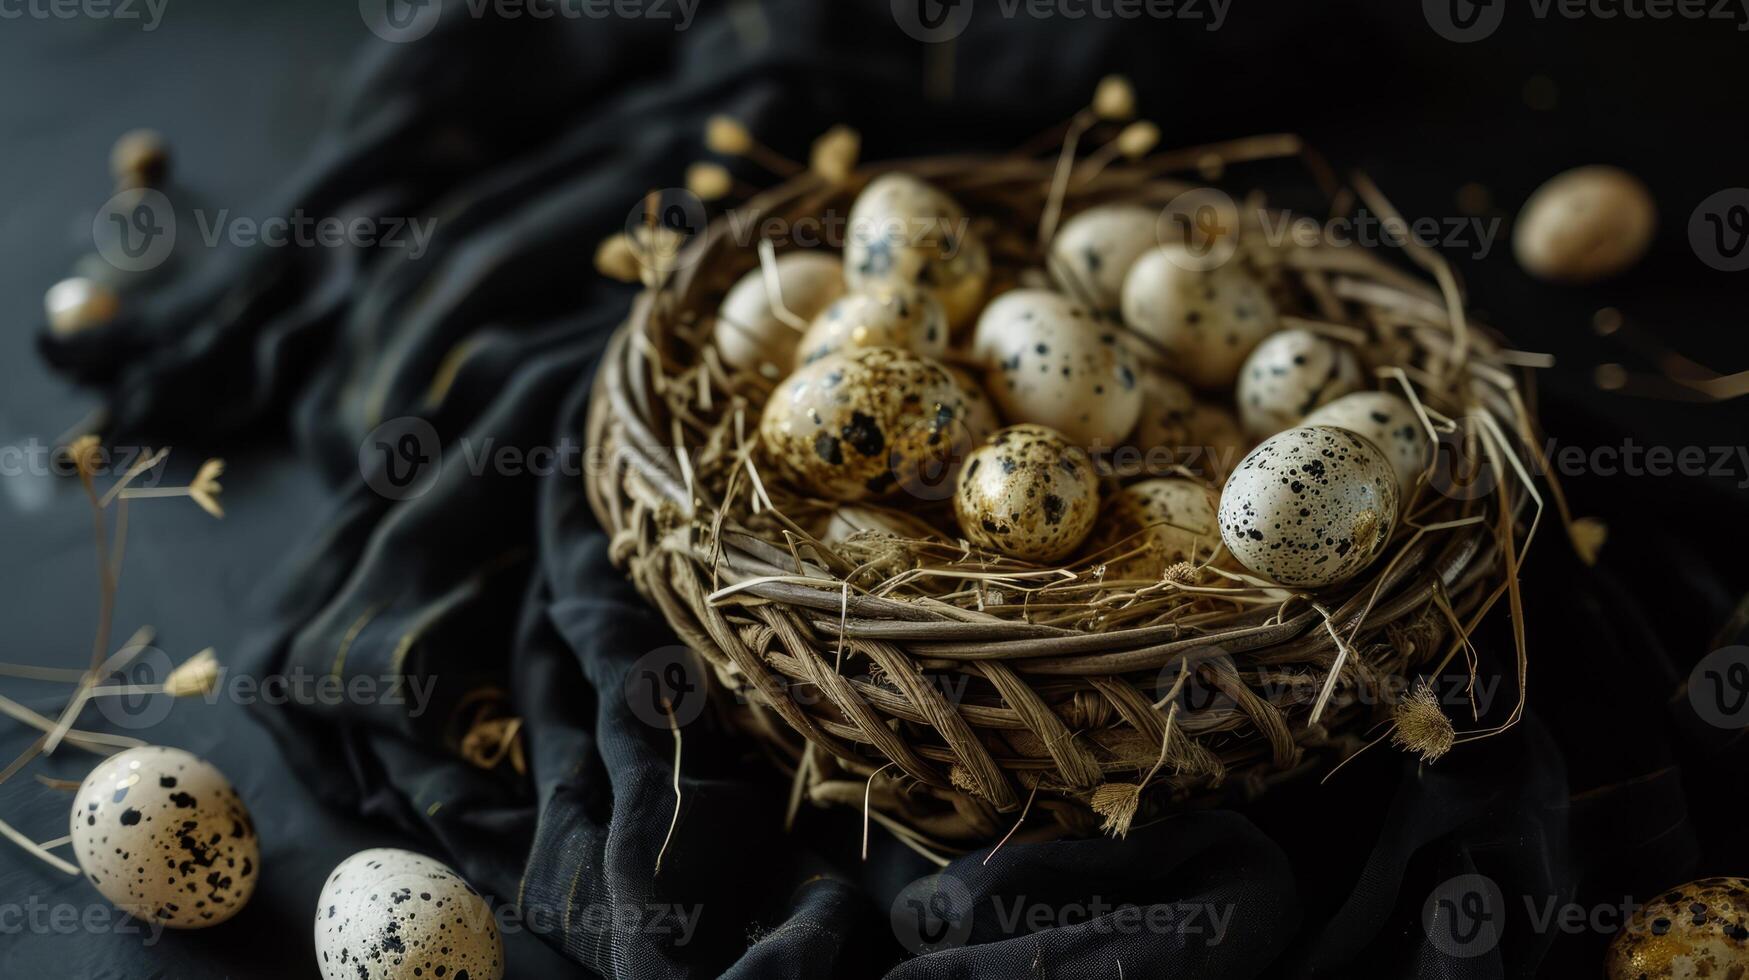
[653,698,683,877]
[0,814,78,876]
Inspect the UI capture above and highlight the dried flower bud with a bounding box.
[809,125,860,184]
[1116,121,1161,161]
[705,115,753,156]
[1093,75,1136,121]
[594,233,641,283]
[165,649,220,697]
[110,129,170,189]
[1391,681,1455,764]
[686,162,732,201]
[67,435,103,481]
[189,458,225,519]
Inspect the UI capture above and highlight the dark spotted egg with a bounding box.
[715,251,845,375]
[315,848,503,980]
[1235,328,1363,439]
[1048,204,1160,313]
[1303,391,1429,496]
[70,745,258,928]
[1120,244,1279,388]
[759,347,976,501]
[1606,876,1749,980]
[795,283,949,367]
[1091,478,1219,580]
[844,173,989,330]
[954,424,1100,563]
[1132,370,1247,484]
[970,289,1142,447]
[1218,425,1399,588]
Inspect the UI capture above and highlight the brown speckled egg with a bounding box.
[715,251,845,374]
[954,424,1100,563]
[1606,876,1749,980]
[1235,329,1363,439]
[1049,204,1160,313]
[760,347,973,501]
[1303,392,1429,497]
[1218,425,1398,588]
[71,745,259,928]
[970,289,1142,447]
[796,284,949,367]
[1120,244,1279,388]
[1515,165,1655,283]
[844,174,989,330]
[1091,478,1219,579]
[315,848,504,980]
[1131,370,1248,484]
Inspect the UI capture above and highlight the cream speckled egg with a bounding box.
[1235,329,1363,439]
[795,284,949,367]
[715,251,845,374]
[1303,392,1429,496]
[71,745,258,928]
[760,347,976,501]
[1218,426,1398,588]
[1049,204,1160,313]
[1514,165,1655,283]
[1091,478,1219,579]
[1605,876,1749,980]
[971,289,1142,447]
[315,848,503,980]
[955,425,1100,563]
[845,174,989,330]
[1120,244,1279,388]
[1131,371,1247,484]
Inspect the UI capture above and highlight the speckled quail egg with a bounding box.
[715,251,845,374]
[795,284,950,367]
[1090,478,1219,579]
[1514,165,1655,283]
[1303,391,1429,496]
[315,848,503,980]
[1049,204,1161,312]
[1235,329,1363,439]
[1120,244,1279,388]
[760,347,977,501]
[1218,425,1399,588]
[845,173,989,330]
[1605,876,1749,980]
[1131,370,1247,484]
[970,289,1142,447]
[70,745,258,928]
[955,424,1100,563]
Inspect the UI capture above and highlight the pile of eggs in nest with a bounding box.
[741,173,1431,590]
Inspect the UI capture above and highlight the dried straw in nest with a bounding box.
[585,96,1580,851]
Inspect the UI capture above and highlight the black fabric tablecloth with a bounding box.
[3,2,1747,978]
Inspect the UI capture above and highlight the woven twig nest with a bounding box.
[586,131,1555,852]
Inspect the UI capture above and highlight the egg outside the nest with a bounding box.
[315,848,504,980]
[1217,425,1399,588]
[954,424,1101,563]
[69,745,259,929]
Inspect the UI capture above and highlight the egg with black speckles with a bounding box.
[970,289,1142,447]
[1131,371,1247,484]
[954,424,1100,563]
[844,174,989,330]
[760,347,976,501]
[715,251,845,374]
[1120,244,1279,388]
[1303,392,1429,496]
[315,848,503,980]
[1049,204,1160,313]
[1091,478,1219,579]
[70,745,258,928]
[1235,329,1363,439]
[1605,876,1749,980]
[1218,425,1398,587]
[796,284,949,367]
